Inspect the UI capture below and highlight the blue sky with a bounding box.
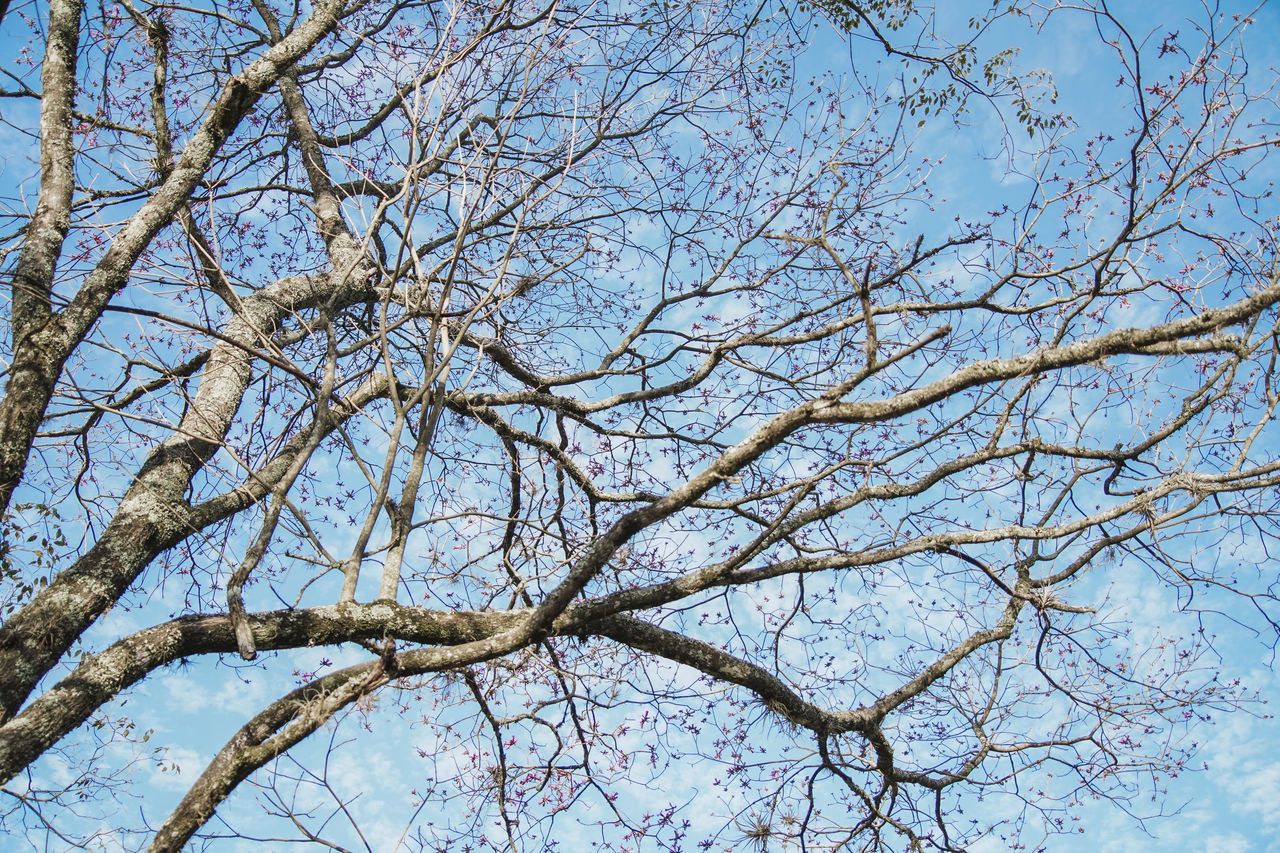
[3,0,1280,850]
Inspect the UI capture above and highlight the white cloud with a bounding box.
[1200,832,1255,853]
[147,745,209,793]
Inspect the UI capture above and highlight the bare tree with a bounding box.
[0,0,1277,849]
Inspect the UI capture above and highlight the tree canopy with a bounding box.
[0,0,1278,849]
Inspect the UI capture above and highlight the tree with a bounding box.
[0,0,1277,848]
